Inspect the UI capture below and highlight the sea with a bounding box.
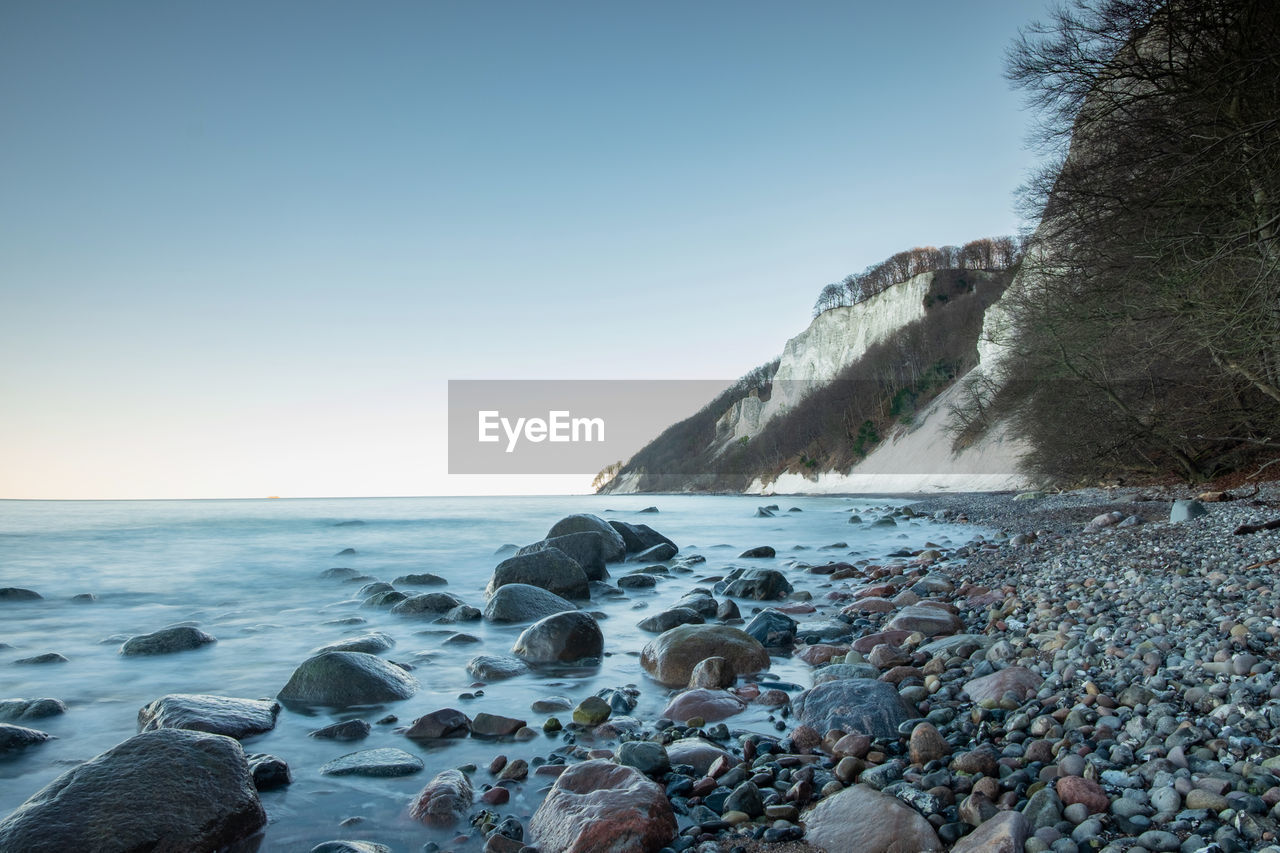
[0,494,986,849]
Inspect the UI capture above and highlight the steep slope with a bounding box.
[603,267,1024,494]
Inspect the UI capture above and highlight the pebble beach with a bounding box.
[1,486,1279,853]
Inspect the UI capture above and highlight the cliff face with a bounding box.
[602,267,1029,494]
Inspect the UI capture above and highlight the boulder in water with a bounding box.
[518,532,612,581]
[547,514,627,561]
[0,728,266,852]
[486,549,590,601]
[530,759,676,853]
[512,611,604,664]
[483,583,578,623]
[409,769,473,827]
[120,626,216,656]
[640,624,769,687]
[277,651,418,707]
[137,694,280,740]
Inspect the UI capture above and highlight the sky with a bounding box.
[0,0,1046,500]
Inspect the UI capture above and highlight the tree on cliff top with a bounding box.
[990,0,1280,482]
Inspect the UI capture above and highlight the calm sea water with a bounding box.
[0,494,983,850]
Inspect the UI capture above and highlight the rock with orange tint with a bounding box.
[530,760,676,853]
[409,769,473,827]
[661,688,746,724]
[962,666,1044,705]
[1056,775,1109,813]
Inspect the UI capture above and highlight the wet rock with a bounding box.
[392,572,448,586]
[608,520,676,556]
[812,662,879,684]
[661,688,747,724]
[0,723,53,753]
[0,698,67,721]
[0,728,265,852]
[743,609,798,647]
[616,574,657,589]
[0,588,42,601]
[637,607,703,633]
[572,696,612,726]
[792,678,917,738]
[723,781,764,817]
[530,759,676,853]
[471,712,526,737]
[309,719,371,741]
[640,624,769,687]
[547,514,627,562]
[908,721,949,765]
[511,611,603,664]
[718,567,793,600]
[137,694,280,740]
[666,737,733,775]
[391,592,464,616]
[483,583,579,623]
[630,543,678,562]
[310,842,390,853]
[320,747,424,777]
[617,741,671,777]
[688,656,736,689]
[410,769,474,827]
[313,632,396,655]
[120,626,216,656]
[804,783,942,853]
[466,655,530,681]
[247,753,291,790]
[13,652,68,665]
[518,531,614,581]
[277,651,418,707]
[486,549,590,601]
[406,708,471,739]
[738,546,776,559]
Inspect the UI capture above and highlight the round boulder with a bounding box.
[483,583,578,623]
[792,678,918,738]
[120,626,216,656]
[486,549,590,601]
[512,611,604,664]
[0,728,266,852]
[137,694,280,740]
[640,624,769,688]
[277,651,418,707]
[547,514,627,561]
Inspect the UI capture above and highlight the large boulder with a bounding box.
[792,678,917,738]
[530,759,676,853]
[512,611,604,664]
[608,520,676,555]
[0,728,266,852]
[486,549,590,601]
[483,583,578,623]
[804,783,942,853]
[717,568,793,601]
[518,532,612,581]
[137,694,280,740]
[640,624,769,687]
[119,626,216,656]
[547,514,627,561]
[277,652,418,707]
[409,769,473,827]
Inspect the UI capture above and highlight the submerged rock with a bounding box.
[319,747,423,777]
[277,651,418,707]
[0,723,53,753]
[466,654,530,681]
[390,592,464,616]
[308,719,371,741]
[0,588,42,602]
[137,694,280,740]
[120,626,216,656]
[530,759,676,853]
[608,520,677,555]
[0,698,67,721]
[313,632,395,655]
[637,607,703,633]
[0,728,266,852]
[247,752,291,790]
[718,568,793,600]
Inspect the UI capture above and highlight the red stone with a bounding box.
[530,760,677,853]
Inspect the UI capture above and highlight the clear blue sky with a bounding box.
[1,0,1045,499]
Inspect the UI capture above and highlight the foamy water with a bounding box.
[0,494,984,849]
